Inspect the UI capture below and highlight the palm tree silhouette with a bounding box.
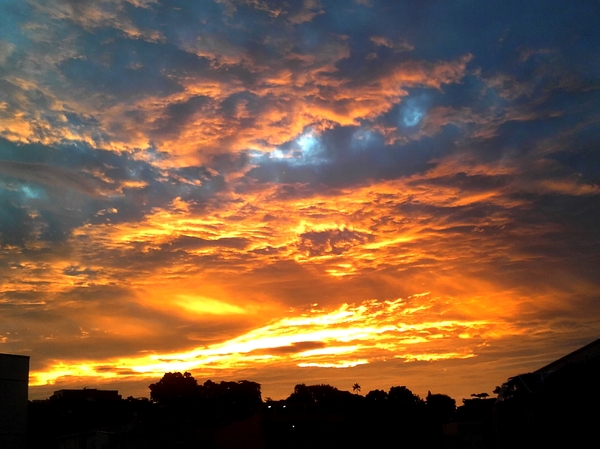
[352,383,361,394]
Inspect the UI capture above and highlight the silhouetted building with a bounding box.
[495,338,600,448]
[0,353,30,449]
[50,388,122,402]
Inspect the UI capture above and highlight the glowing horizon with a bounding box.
[30,295,495,386]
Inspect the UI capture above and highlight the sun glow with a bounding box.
[173,295,247,315]
[30,294,502,387]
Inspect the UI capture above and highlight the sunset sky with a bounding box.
[1,0,599,402]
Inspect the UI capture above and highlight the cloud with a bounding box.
[30,0,164,41]
[1,0,599,403]
[0,160,107,197]
[287,0,324,24]
[297,228,373,257]
[0,0,474,164]
[161,235,250,251]
[0,40,15,64]
[370,35,413,52]
[28,296,501,386]
[63,265,100,277]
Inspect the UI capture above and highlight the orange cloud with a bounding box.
[30,294,505,387]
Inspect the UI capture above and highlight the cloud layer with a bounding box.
[1,0,599,401]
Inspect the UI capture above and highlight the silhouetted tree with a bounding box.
[426,391,456,422]
[388,386,422,407]
[286,383,360,414]
[471,392,489,399]
[385,386,424,423]
[197,379,262,424]
[149,371,199,406]
[287,383,314,403]
[352,383,361,394]
[287,383,343,404]
[365,389,388,402]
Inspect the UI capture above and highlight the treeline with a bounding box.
[28,372,492,449]
[265,382,462,449]
[148,372,263,426]
[148,373,459,424]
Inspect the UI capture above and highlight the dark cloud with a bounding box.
[63,265,100,278]
[161,235,250,252]
[252,341,326,356]
[58,41,184,100]
[0,195,32,246]
[0,289,45,304]
[246,122,459,187]
[0,160,107,198]
[297,228,373,257]
[0,136,236,250]
[151,95,211,138]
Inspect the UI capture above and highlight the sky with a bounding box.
[1,0,599,402]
